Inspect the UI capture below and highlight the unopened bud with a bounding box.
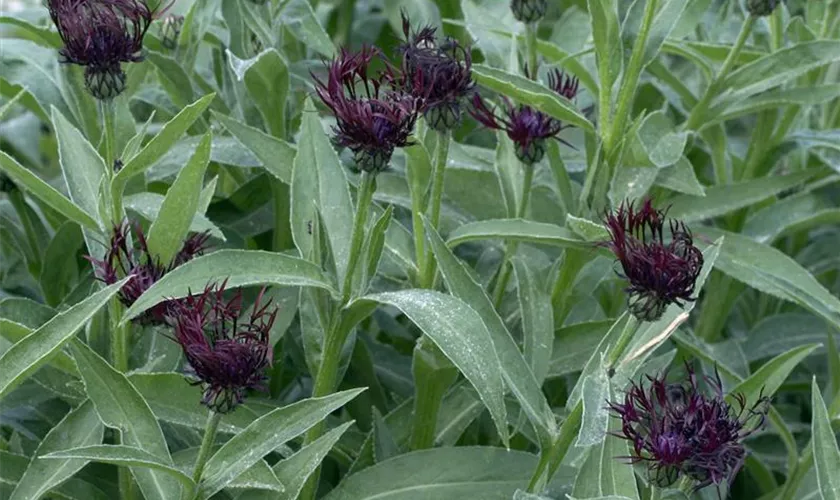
[510,0,547,24]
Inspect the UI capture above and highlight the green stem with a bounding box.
[110,300,129,373]
[118,466,134,500]
[606,314,640,372]
[420,130,451,288]
[341,171,376,303]
[685,15,756,131]
[550,248,588,327]
[525,23,538,79]
[100,99,116,170]
[528,401,582,491]
[190,411,222,496]
[298,316,352,500]
[409,341,458,450]
[492,162,535,307]
[270,179,293,251]
[604,0,659,155]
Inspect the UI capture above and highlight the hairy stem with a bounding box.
[525,23,538,79]
[420,130,451,288]
[606,314,640,372]
[341,171,376,303]
[685,15,756,131]
[409,340,458,450]
[492,161,535,307]
[100,99,117,171]
[192,411,222,485]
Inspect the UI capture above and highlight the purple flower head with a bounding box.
[86,221,210,324]
[169,281,276,413]
[608,364,770,492]
[392,13,475,131]
[602,198,703,322]
[48,0,170,99]
[469,69,580,165]
[313,46,420,173]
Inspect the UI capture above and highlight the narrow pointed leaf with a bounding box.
[811,378,840,500]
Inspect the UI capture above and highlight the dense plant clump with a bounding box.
[0,0,837,499]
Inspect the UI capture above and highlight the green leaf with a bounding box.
[471,65,594,134]
[211,113,295,184]
[147,51,195,108]
[0,150,99,230]
[512,258,553,385]
[40,222,84,307]
[227,49,289,138]
[0,16,62,47]
[718,40,840,102]
[576,363,611,447]
[641,0,689,68]
[9,400,104,500]
[668,171,815,223]
[707,84,840,125]
[703,227,840,329]
[122,250,336,322]
[655,156,706,196]
[550,320,614,377]
[0,279,126,400]
[124,192,224,240]
[323,447,538,500]
[296,98,355,284]
[356,290,509,446]
[128,373,266,434]
[588,0,621,103]
[197,389,365,498]
[112,93,214,201]
[146,132,211,265]
[425,221,556,444]
[572,420,640,500]
[633,111,687,168]
[52,106,107,225]
[267,421,354,500]
[727,344,821,410]
[811,378,840,500]
[447,219,585,248]
[43,445,195,488]
[0,88,25,120]
[70,339,181,500]
[360,205,392,294]
[566,214,610,242]
[278,0,336,57]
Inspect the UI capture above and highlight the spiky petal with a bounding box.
[86,221,209,324]
[392,13,475,131]
[169,282,276,413]
[469,70,580,165]
[608,363,769,491]
[48,0,169,99]
[602,199,704,322]
[313,46,420,173]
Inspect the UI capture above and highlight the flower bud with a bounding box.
[160,15,183,50]
[424,102,463,132]
[510,0,547,24]
[85,66,126,101]
[747,0,779,16]
[516,138,546,165]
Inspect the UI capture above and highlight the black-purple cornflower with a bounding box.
[313,46,420,173]
[602,199,703,322]
[48,0,168,99]
[608,364,769,491]
[392,14,475,131]
[469,69,580,165]
[86,221,210,324]
[169,282,276,413]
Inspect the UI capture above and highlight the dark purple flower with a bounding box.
[169,281,276,413]
[602,199,703,322]
[48,0,169,99]
[86,221,210,324]
[608,364,769,491]
[469,69,580,165]
[510,0,548,24]
[391,13,474,131]
[313,46,420,173]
